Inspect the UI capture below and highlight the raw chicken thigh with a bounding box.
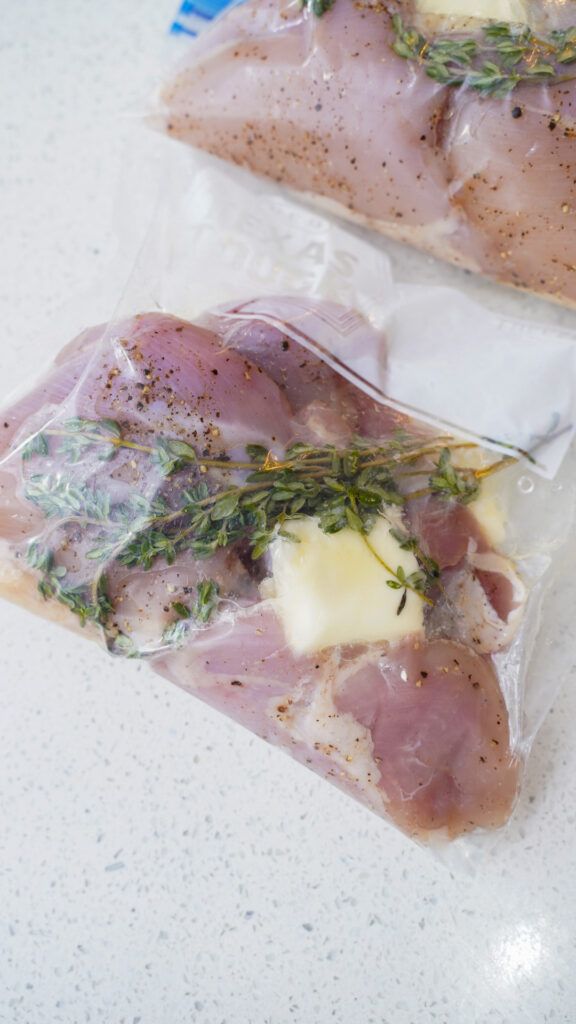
[0,298,524,840]
[161,0,576,305]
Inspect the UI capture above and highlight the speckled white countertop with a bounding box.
[2,4,576,1023]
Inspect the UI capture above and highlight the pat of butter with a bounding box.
[268,517,424,655]
[471,480,507,547]
[416,0,529,22]
[452,447,507,547]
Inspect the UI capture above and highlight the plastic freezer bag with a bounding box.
[0,291,575,856]
[2,152,576,861]
[159,0,576,307]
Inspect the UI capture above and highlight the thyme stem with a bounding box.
[362,534,434,606]
[44,429,154,455]
[474,456,516,479]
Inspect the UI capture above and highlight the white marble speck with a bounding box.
[1,3,576,1023]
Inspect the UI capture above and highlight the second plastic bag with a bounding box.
[159,0,576,307]
[1,147,575,862]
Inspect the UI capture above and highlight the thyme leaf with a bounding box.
[108,632,140,658]
[171,601,192,619]
[301,0,335,15]
[194,579,220,623]
[152,437,197,477]
[22,433,49,461]
[161,619,189,647]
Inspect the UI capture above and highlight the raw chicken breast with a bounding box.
[161,0,576,305]
[157,610,518,836]
[0,298,524,841]
[335,639,517,835]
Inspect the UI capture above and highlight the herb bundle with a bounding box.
[391,16,576,97]
[19,417,501,650]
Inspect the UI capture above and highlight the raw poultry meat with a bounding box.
[160,0,576,305]
[0,298,524,840]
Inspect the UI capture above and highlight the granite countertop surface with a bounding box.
[1,3,576,1022]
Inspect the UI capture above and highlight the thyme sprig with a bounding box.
[26,542,113,628]
[26,539,220,658]
[363,532,436,613]
[20,418,504,639]
[392,15,576,97]
[429,447,480,504]
[364,525,441,615]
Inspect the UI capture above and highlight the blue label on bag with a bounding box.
[171,0,243,36]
